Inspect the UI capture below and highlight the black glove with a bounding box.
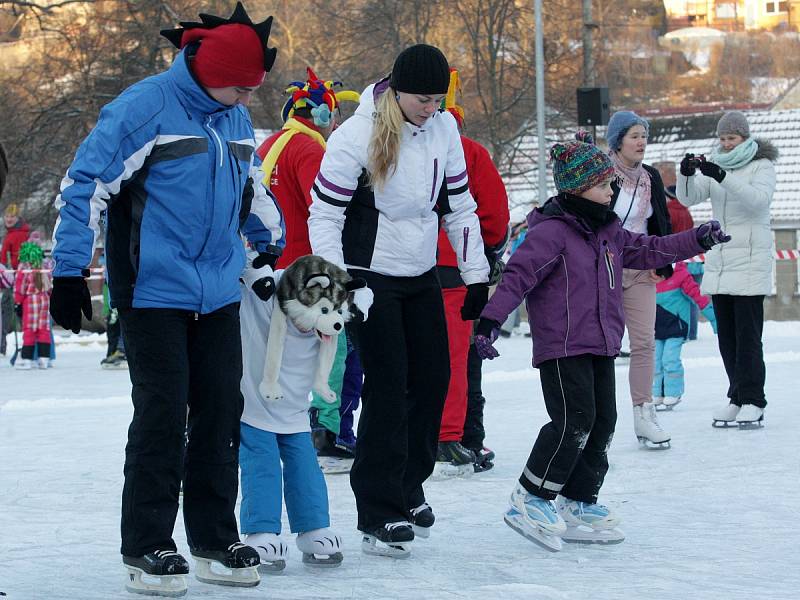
[461,283,489,321]
[697,160,726,183]
[14,303,22,318]
[680,153,698,177]
[696,220,732,251]
[50,276,92,334]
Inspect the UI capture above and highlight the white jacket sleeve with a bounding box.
[718,159,775,211]
[440,120,490,285]
[308,125,364,269]
[676,171,711,208]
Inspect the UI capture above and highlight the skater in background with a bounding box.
[677,111,777,428]
[1,203,29,357]
[49,4,284,594]
[607,111,674,448]
[474,136,730,551]
[435,68,509,476]
[13,235,53,369]
[498,209,528,338]
[308,44,490,557]
[665,185,702,340]
[653,261,717,409]
[99,252,127,369]
[253,67,361,471]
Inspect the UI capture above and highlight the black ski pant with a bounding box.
[521,354,616,504]
[462,342,486,450]
[712,294,766,408]
[118,303,243,557]
[347,268,450,531]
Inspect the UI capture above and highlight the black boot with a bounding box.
[436,441,476,465]
[409,502,435,537]
[191,542,259,568]
[361,522,414,544]
[466,445,495,472]
[123,550,190,575]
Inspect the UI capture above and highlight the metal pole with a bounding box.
[582,0,595,87]
[535,0,547,205]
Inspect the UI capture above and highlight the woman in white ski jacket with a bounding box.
[677,110,777,426]
[308,44,489,556]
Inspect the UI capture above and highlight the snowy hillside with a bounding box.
[1,323,799,599]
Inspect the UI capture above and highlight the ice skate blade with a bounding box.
[737,419,764,430]
[361,535,411,559]
[429,461,473,481]
[655,404,673,412]
[503,512,562,552]
[318,457,353,474]
[302,552,343,567]
[562,525,625,545]
[257,559,286,573]
[411,524,431,539]
[712,419,737,428]
[193,558,260,587]
[125,566,187,597]
[636,436,671,450]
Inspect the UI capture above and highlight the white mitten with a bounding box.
[352,287,374,321]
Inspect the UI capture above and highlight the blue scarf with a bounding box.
[710,138,758,171]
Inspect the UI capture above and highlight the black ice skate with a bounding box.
[360,521,414,558]
[191,542,260,588]
[468,446,495,473]
[314,428,354,474]
[123,550,189,597]
[431,441,476,480]
[409,502,435,538]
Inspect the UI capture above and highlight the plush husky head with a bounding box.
[277,255,366,341]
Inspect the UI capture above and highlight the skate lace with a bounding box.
[385,521,411,531]
[410,503,430,517]
[646,404,665,432]
[227,542,247,553]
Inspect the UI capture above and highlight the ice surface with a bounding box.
[1,323,798,599]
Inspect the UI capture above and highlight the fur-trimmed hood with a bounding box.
[754,138,779,163]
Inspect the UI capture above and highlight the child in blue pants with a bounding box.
[238,273,343,571]
[653,261,717,409]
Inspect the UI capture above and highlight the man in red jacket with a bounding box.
[435,69,510,475]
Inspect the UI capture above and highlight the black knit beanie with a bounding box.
[389,44,450,95]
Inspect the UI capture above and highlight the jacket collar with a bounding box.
[168,46,232,118]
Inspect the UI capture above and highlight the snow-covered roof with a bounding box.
[504,109,800,225]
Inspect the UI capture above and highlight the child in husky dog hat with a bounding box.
[474,134,730,551]
[237,254,366,570]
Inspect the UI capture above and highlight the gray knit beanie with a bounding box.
[716,111,750,138]
[606,111,649,152]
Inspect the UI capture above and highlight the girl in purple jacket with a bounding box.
[474,138,730,551]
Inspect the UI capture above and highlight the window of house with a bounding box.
[765,1,789,13]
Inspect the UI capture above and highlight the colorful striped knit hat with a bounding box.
[551,140,614,194]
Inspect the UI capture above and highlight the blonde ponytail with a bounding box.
[368,90,405,190]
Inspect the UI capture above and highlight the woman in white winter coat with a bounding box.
[307,44,490,556]
[677,111,777,427]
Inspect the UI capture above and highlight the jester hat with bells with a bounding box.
[281,67,360,128]
[441,68,465,128]
[160,2,277,89]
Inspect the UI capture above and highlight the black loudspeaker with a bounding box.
[576,87,610,126]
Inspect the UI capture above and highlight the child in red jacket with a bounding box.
[13,237,52,369]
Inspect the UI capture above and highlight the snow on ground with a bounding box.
[1,323,799,600]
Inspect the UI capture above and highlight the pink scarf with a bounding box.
[610,151,652,227]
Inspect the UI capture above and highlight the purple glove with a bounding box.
[474,318,501,360]
[696,220,731,251]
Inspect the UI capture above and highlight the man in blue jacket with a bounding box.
[49,3,284,593]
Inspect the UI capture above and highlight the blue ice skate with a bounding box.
[504,483,565,552]
[555,497,625,545]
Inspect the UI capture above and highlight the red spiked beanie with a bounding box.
[183,24,266,88]
[161,2,277,89]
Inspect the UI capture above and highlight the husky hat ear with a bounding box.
[304,273,331,289]
[345,277,367,292]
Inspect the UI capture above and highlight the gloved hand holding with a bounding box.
[50,276,92,334]
[696,220,731,251]
[697,159,726,183]
[474,318,501,360]
[680,153,698,177]
[461,282,489,321]
[242,253,277,302]
[14,303,22,319]
[702,305,718,335]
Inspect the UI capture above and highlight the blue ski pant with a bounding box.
[239,423,330,535]
[653,337,685,398]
